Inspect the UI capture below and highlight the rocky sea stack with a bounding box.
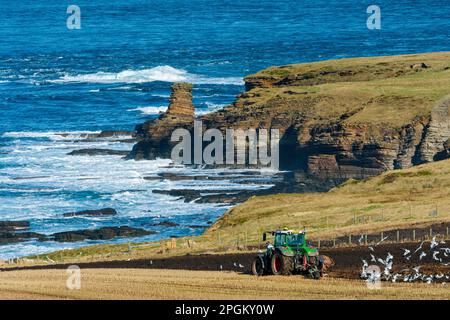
[127,52,450,179]
[127,83,195,160]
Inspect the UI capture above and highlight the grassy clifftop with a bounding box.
[242,52,450,128]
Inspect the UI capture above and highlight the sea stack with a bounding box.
[166,83,195,117]
[127,83,195,160]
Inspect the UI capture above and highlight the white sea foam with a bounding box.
[49,66,244,86]
[195,102,226,115]
[127,106,168,115]
[0,129,274,258]
[2,131,101,140]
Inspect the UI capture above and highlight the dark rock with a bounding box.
[187,225,208,229]
[150,221,179,227]
[96,131,134,138]
[67,149,130,156]
[410,63,429,70]
[0,231,44,245]
[51,226,154,242]
[0,221,30,232]
[63,208,117,217]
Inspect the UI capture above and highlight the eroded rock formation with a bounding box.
[127,83,195,160]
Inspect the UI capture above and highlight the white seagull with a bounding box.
[419,252,427,260]
[413,241,424,254]
[432,251,442,262]
[430,237,439,250]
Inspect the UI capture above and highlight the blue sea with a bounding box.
[1,0,450,258]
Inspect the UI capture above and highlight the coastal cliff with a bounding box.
[128,52,450,178]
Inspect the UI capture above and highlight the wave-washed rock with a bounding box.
[67,149,130,156]
[0,219,153,245]
[51,226,154,242]
[63,208,118,217]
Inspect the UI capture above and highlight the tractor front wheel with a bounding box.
[251,256,265,276]
[271,252,294,276]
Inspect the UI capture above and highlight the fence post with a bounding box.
[349,234,352,245]
[381,231,384,242]
[413,229,416,241]
[318,239,321,249]
[430,227,433,238]
[333,238,336,247]
[396,230,400,243]
[364,234,368,245]
[447,227,449,239]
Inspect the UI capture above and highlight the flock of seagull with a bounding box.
[361,236,449,284]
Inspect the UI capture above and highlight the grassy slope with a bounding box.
[0,269,448,300]
[206,159,450,244]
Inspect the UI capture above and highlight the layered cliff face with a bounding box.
[128,83,195,160]
[129,52,450,178]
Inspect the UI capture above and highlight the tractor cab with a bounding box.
[263,229,305,247]
[263,229,317,256]
[274,231,305,247]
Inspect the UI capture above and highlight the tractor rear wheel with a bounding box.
[251,256,265,276]
[271,252,294,275]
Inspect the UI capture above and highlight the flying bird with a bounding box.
[358,235,364,245]
[432,251,442,262]
[360,259,368,278]
[419,252,427,260]
[375,236,388,246]
[430,237,439,250]
[402,248,411,256]
[413,241,424,254]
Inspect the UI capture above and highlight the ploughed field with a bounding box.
[3,241,448,282]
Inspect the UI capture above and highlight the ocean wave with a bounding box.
[2,131,101,140]
[49,66,244,86]
[127,106,168,115]
[195,102,226,115]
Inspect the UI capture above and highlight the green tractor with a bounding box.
[251,229,323,279]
